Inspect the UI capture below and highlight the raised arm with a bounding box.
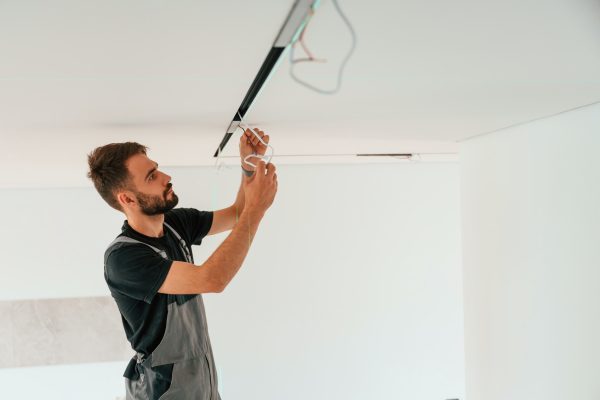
[158,161,277,294]
[158,206,265,293]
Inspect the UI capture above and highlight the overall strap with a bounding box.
[163,222,194,264]
[106,222,193,263]
[106,226,193,370]
[107,236,168,260]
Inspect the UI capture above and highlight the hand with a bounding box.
[239,126,270,171]
[243,161,278,213]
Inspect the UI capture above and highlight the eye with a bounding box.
[148,173,155,181]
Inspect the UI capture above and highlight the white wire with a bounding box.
[234,111,275,169]
[239,123,274,168]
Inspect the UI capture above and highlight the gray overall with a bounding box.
[108,222,222,400]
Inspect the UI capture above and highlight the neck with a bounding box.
[126,212,165,238]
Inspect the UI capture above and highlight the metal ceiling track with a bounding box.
[213,0,320,157]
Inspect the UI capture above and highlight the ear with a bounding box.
[116,191,136,209]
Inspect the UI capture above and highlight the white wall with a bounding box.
[0,362,127,400]
[0,162,464,399]
[460,103,600,400]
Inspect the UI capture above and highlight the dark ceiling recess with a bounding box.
[356,154,413,157]
[213,0,319,157]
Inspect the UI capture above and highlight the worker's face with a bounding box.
[124,153,179,216]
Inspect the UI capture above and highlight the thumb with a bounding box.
[255,160,267,176]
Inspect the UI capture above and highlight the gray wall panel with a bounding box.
[1,296,131,368]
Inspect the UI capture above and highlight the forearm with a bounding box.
[202,207,264,290]
[233,166,255,214]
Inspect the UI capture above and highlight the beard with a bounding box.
[135,184,179,216]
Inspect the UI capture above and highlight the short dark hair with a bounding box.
[87,142,148,211]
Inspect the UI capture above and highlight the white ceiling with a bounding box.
[1,0,599,187]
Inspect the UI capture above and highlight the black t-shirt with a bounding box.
[104,208,214,358]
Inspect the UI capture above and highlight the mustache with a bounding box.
[164,182,173,196]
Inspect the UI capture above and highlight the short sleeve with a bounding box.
[168,208,214,246]
[104,243,172,304]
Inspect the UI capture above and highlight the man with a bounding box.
[87,128,277,399]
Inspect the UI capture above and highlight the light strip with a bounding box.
[213,0,319,157]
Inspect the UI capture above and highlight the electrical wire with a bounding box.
[292,8,327,64]
[216,111,274,170]
[235,111,274,169]
[289,0,357,94]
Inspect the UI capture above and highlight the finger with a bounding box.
[259,133,269,147]
[251,128,264,144]
[254,130,265,146]
[242,130,251,146]
[244,130,256,148]
[266,163,275,176]
[247,130,257,146]
[256,137,267,148]
[256,160,267,176]
[265,162,274,176]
